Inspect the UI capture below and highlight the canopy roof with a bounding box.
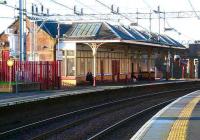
[36,21,71,38]
[63,21,185,49]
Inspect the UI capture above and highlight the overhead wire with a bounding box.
[187,0,200,19]
[47,0,101,20]
[48,0,74,11]
[95,0,150,32]
[141,0,187,39]
[75,0,102,14]
[73,0,102,19]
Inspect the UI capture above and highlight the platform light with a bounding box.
[164,28,174,31]
[130,22,138,26]
[194,59,198,65]
[164,28,181,35]
[7,59,14,67]
[174,55,181,60]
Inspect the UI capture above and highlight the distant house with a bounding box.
[0,18,70,61]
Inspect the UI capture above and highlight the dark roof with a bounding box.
[165,35,185,47]
[64,22,120,40]
[63,21,185,48]
[122,26,148,41]
[105,24,134,40]
[36,21,71,38]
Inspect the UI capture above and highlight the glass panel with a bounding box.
[61,60,65,76]
[76,24,87,37]
[87,59,92,72]
[67,50,74,56]
[66,58,75,76]
[91,23,101,36]
[101,52,105,57]
[77,51,81,57]
[88,51,92,57]
[97,52,100,57]
[86,24,96,36]
[82,24,92,36]
[71,24,80,36]
[77,58,80,75]
[108,53,111,58]
[80,58,85,75]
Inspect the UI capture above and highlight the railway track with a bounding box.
[88,99,173,140]
[0,87,198,140]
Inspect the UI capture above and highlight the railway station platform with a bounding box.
[0,80,191,108]
[131,90,200,140]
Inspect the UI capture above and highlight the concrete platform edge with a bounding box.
[0,81,194,108]
[130,90,200,140]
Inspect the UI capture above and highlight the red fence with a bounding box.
[0,60,61,90]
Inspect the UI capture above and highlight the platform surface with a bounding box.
[0,80,188,107]
[131,90,200,140]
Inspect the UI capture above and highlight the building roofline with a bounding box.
[61,39,186,50]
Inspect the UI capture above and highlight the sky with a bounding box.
[1,0,200,45]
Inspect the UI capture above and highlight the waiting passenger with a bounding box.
[89,72,93,85]
[86,72,93,85]
[86,72,90,82]
[131,72,137,82]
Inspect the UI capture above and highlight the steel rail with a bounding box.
[87,99,174,140]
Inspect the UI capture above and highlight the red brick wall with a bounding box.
[0,18,56,61]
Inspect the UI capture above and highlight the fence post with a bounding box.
[46,61,49,89]
[16,71,18,93]
[40,61,42,90]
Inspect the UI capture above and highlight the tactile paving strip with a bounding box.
[167,95,200,140]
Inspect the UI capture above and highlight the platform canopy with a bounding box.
[36,21,71,38]
[61,21,186,50]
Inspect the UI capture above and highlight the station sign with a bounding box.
[56,50,63,61]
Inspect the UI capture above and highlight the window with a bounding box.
[87,59,92,72]
[80,58,85,75]
[141,54,148,71]
[66,50,74,56]
[66,58,75,76]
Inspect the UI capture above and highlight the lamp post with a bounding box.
[19,0,26,61]
[7,58,14,92]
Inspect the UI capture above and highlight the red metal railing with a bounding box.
[0,60,61,90]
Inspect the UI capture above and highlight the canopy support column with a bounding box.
[86,43,103,87]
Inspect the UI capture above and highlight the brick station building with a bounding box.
[59,22,186,86]
[0,18,69,61]
[0,19,187,87]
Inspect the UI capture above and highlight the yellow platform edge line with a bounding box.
[167,95,200,140]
